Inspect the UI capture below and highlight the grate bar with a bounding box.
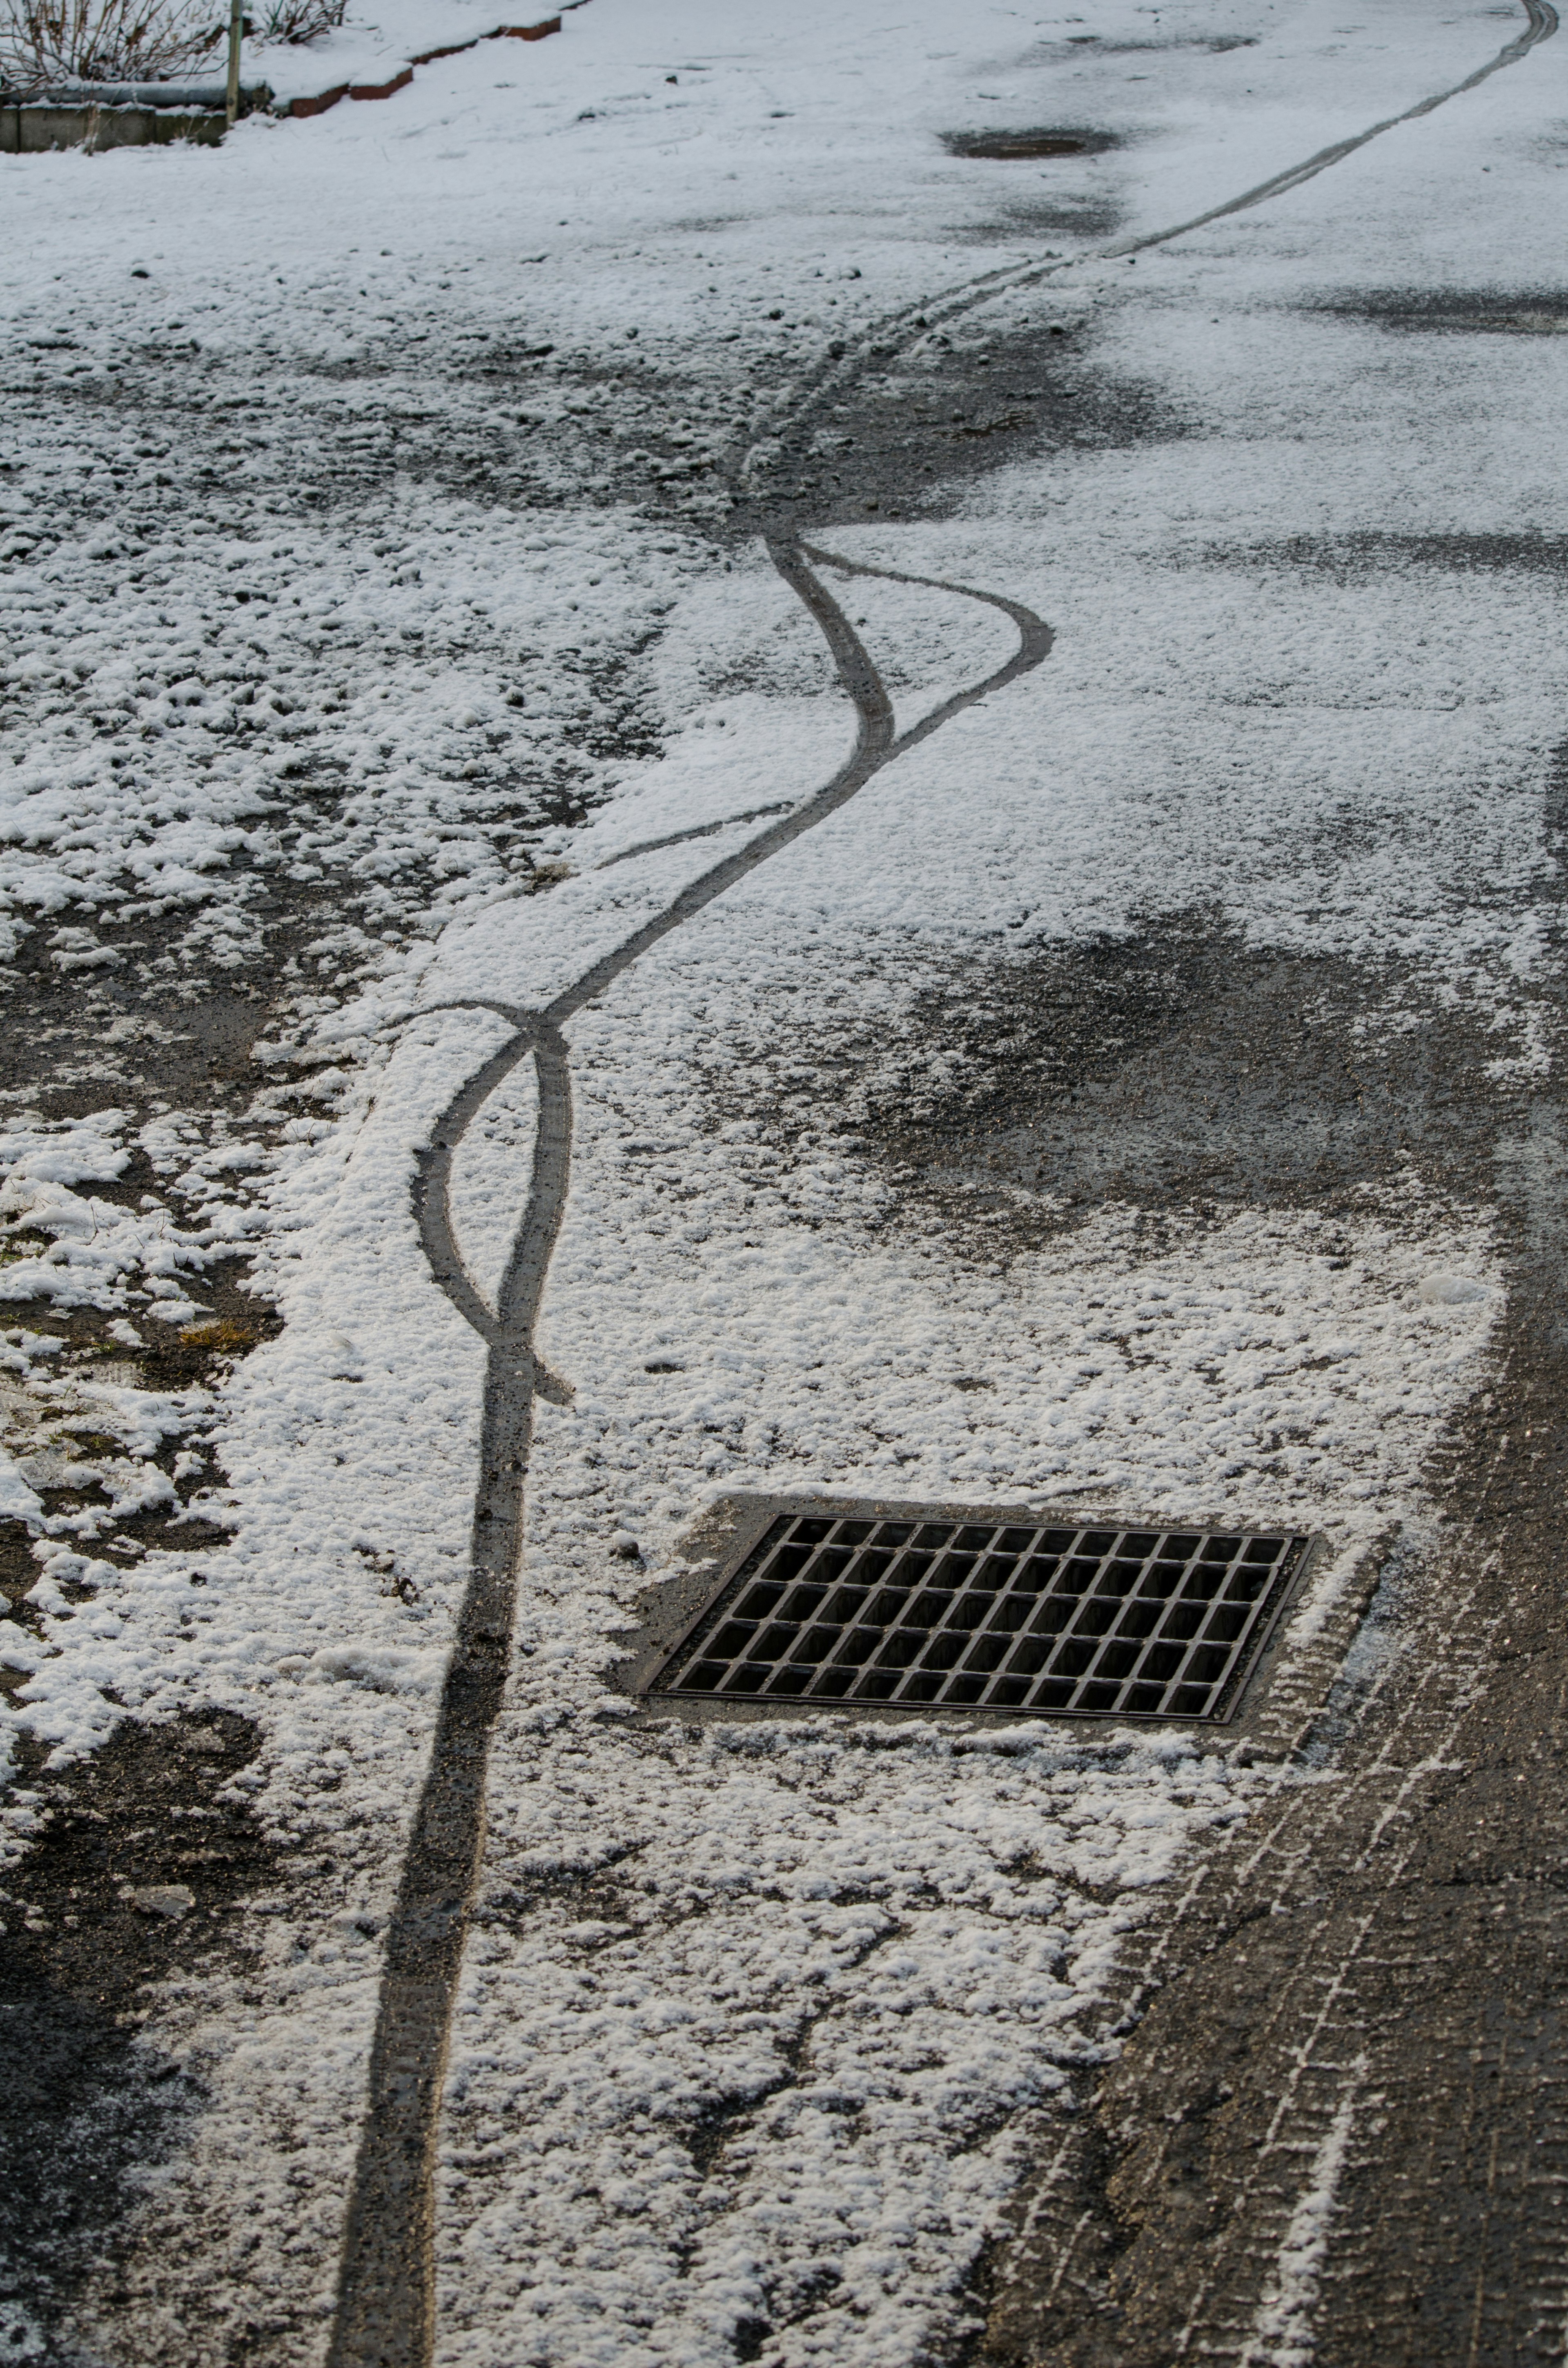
[649,1511,1310,1723]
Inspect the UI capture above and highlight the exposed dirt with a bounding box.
[0,1711,286,2359]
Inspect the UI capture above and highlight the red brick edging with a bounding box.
[285,13,559,114]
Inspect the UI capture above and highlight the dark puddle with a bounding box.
[0,1710,285,2358]
[697,912,1529,1265]
[941,127,1122,161]
[1025,31,1257,55]
[1317,288,1568,334]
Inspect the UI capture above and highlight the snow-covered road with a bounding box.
[3,0,1566,2360]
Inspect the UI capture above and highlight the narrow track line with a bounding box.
[592,801,793,870]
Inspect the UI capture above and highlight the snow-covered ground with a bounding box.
[2,0,1565,2359]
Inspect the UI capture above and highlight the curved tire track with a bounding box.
[326,537,1051,2367]
[327,7,1557,2352]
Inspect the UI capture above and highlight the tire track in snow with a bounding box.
[326,541,1051,2367]
[327,4,1557,2352]
[734,0,1559,497]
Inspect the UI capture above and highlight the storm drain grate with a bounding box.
[649,1510,1312,1722]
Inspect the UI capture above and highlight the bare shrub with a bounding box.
[0,0,222,85]
[255,0,344,42]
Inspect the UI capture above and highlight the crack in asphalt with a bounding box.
[325,6,1558,2357]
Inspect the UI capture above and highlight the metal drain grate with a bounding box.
[648,1510,1311,1722]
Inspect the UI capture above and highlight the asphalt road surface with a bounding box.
[3,1,1568,2363]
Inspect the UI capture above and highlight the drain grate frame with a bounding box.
[639,1498,1315,1726]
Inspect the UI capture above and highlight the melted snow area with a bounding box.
[2,0,1564,2356]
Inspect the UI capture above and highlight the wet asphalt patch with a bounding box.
[974,1084,1568,2368]
[1236,530,1568,579]
[0,961,275,1140]
[949,194,1128,246]
[933,117,1127,245]
[1316,287,1568,333]
[734,308,1184,539]
[0,1711,283,2360]
[693,912,1530,1267]
[401,277,1172,546]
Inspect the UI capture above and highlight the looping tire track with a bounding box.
[326,8,1557,2356]
[326,538,1051,2367]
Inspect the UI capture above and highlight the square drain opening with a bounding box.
[646,1505,1312,1723]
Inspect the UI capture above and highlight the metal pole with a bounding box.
[225,0,242,126]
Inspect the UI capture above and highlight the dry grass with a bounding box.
[255,0,344,44]
[177,1318,258,1353]
[0,1227,50,1265]
[0,0,222,85]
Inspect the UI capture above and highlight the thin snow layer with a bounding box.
[806,562,1023,743]
[0,486,695,969]
[540,987,1498,1516]
[436,1719,1246,2368]
[2,0,1566,2353]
